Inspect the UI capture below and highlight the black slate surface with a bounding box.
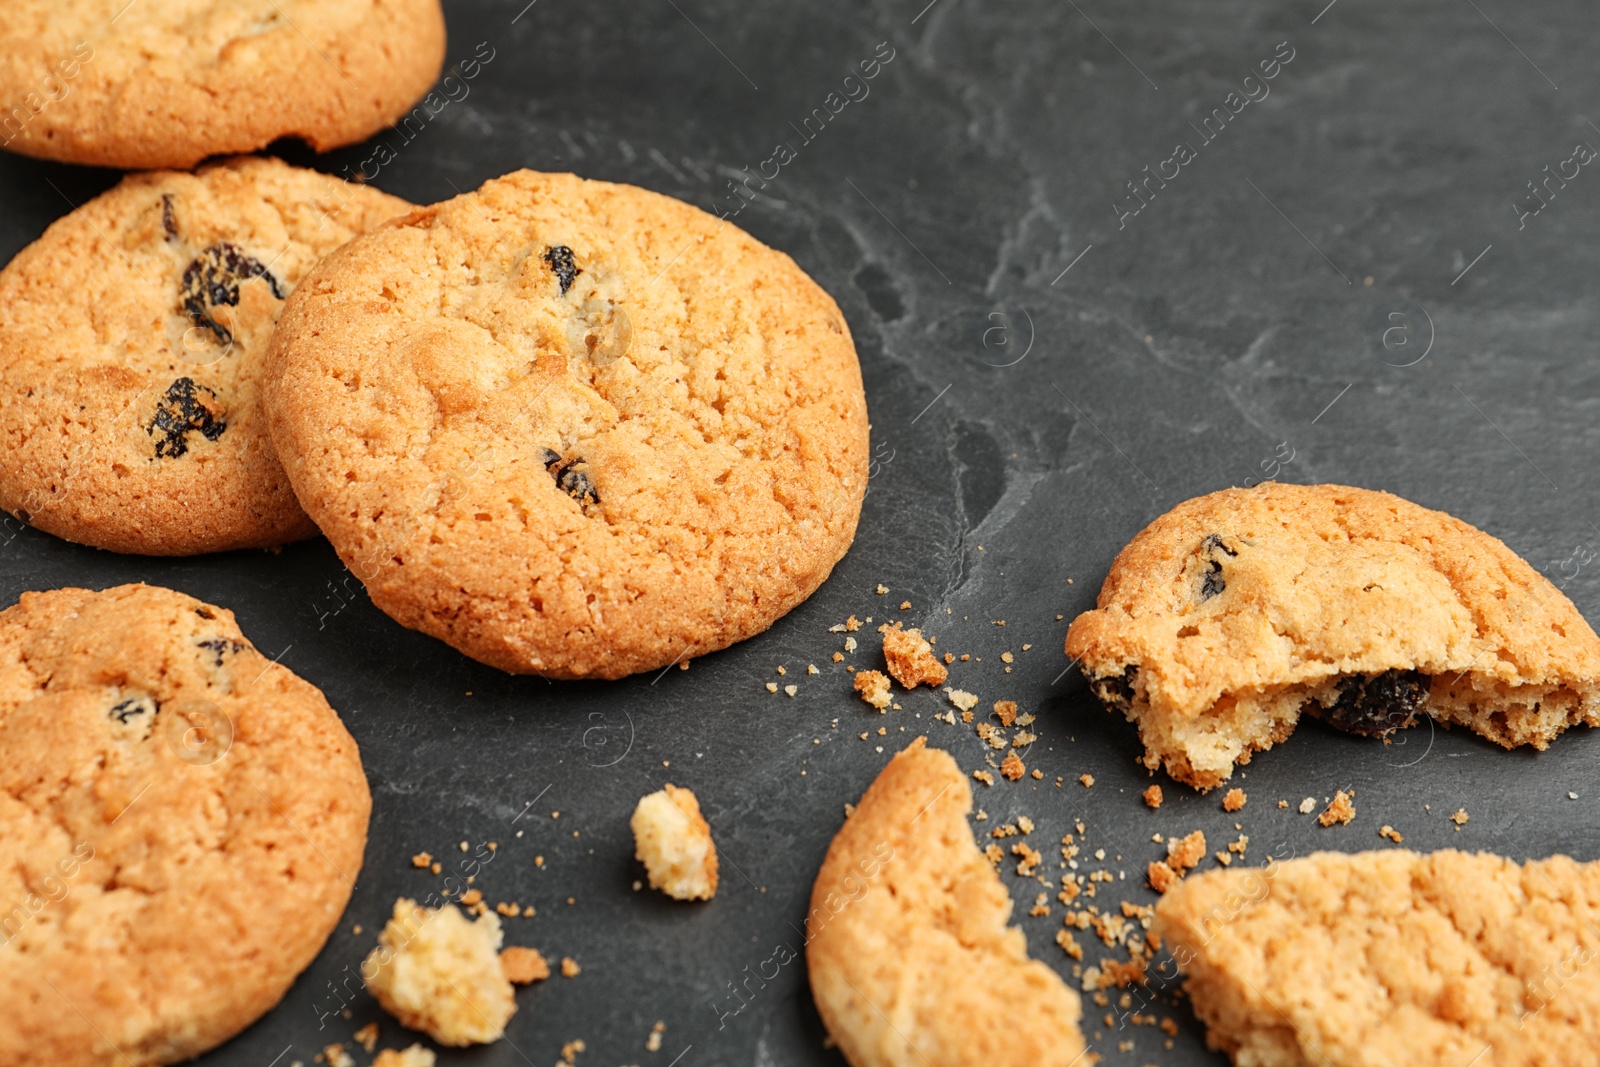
[3,0,1600,1063]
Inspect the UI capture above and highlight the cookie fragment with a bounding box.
[499,946,550,985]
[373,1048,437,1067]
[363,899,517,1046]
[1154,850,1600,1067]
[881,625,947,688]
[1317,790,1356,826]
[854,669,892,710]
[806,739,1086,1067]
[631,784,718,901]
[1067,483,1600,789]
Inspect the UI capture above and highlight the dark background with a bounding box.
[3,0,1599,1063]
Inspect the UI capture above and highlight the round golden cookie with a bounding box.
[0,583,370,1067]
[0,0,445,169]
[263,170,870,679]
[0,156,412,555]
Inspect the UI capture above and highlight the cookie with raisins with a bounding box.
[0,583,370,1066]
[263,170,870,679]
[0,0,444,169]
[1065,483,1600,789]
[0,155,411,554]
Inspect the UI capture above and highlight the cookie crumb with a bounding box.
[647,1022,665,1052]
[1147,861,1179,894]
[631,784,718,900]
[994,700,1018,727]
[1221,788,1246,813]
[363,899,515,1045]
[881,625,948,688]
[1451,807,1469,828]
[372,1047,435,1067]
[1298,797,1317,815]
[944,687,979,713]
[853,670,892,710]
[1142,785,1163,810]
[499,946,550,984]
[1167,830,1206,874]
[1000,751,1026,781]
[784,684,798,697]
[973,769,996,786]
[1317,790,1356,827]
[1079,774,1095,788]
[561,957,581,978]
[765,682,778,693]
[1378,824,1404,844]
[875,584,889,595]
[411,852,432,869]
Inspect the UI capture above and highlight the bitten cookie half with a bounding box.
[264,170,870,679]
[1153,849,1600,1066]
[1065,483,1600,789]
[0,0,445,169]
[0,583,371,1067]
[806,738,1085,1067]
[0,156,412,555]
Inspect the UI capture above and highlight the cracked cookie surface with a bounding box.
[0,583,370,1066]
[1153,849,1600,1066]
[1065,483,1600,788]
[0,156,411,554]
[0,0,444,169]
[263,170,870,679]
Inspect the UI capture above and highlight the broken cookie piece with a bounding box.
[373,1048,437,1067]
[1153,850,1600,1066]
[363,899,517,1046]
[631,784,718,901]
[807,738,1086,1067]
[853,669,892,710]
[880,624,947,689]
[500,945,550,985]
[1066,483,1600,789]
